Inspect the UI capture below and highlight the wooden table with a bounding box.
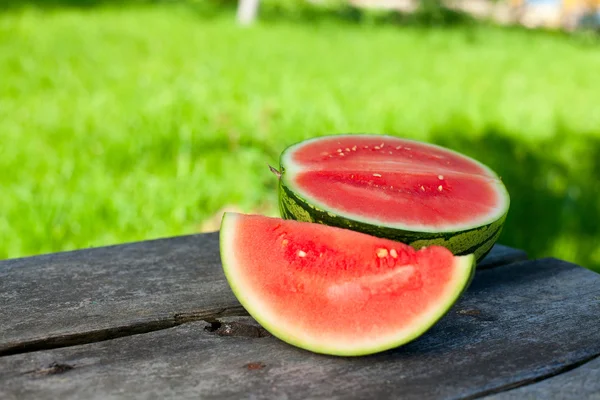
[1,232,599,399]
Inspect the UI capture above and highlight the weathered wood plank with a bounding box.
[0,231,524,355]
[0,233,244,356]
[483,356,600,400]
[1,259,598,400]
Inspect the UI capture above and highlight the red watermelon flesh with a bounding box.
[283,135,508,232]
[220,213,475,356]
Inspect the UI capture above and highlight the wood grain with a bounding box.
[0,232,524,355]
[483,356,600,400]
[0,233,244,356]
[1,258,598,400]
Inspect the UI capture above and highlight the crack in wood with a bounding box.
[172,305,249,324]
[204,320,270,338]
[22,362,75,376]
[464,353,600,399]
[0,305,248,357]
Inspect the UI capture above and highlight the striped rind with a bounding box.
[220,212,476,356]
[279,179,507,263]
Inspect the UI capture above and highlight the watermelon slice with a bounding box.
[277,134,510,262]
[220,213,475,356]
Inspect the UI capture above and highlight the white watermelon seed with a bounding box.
[376,248,388,258]
[438,185,443,192]
[352,146,357,151]
[438,175,444,180]
[374,146,380,150]
[298,250,307,257]
[282,239,289,247]
[380,143,385,148]
[390,249,398,258]
[373,173,382,177]
[345,148,350,152]
[396,146,402,150]
[420,186,425,191]
[337,148,342,153]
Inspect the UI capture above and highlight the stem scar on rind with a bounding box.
[268,165,281,178]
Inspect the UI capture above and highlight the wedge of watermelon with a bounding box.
[277,134,510,262]
[220,213,475,356]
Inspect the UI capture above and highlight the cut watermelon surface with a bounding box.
[278,134,510,261]
[220,213,475,356]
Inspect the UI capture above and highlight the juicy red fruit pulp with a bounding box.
[288,136,504,229]
[229,214,460,343]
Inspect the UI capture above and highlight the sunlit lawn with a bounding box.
[1,3,599,271]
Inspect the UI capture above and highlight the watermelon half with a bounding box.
[220,212,475,356]
[277,134,510,262]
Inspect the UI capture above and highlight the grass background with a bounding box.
[1,1,599,272]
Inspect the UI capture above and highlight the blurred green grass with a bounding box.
[1,3,599,271]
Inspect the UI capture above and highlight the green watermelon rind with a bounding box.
[219,212,476,357]
[278,134,511,263]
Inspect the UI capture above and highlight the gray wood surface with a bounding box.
[0,234,525,356]
[1,258,598,400]
[478,244,527,269]
[483,356,600,400]
[0,233,244,356]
